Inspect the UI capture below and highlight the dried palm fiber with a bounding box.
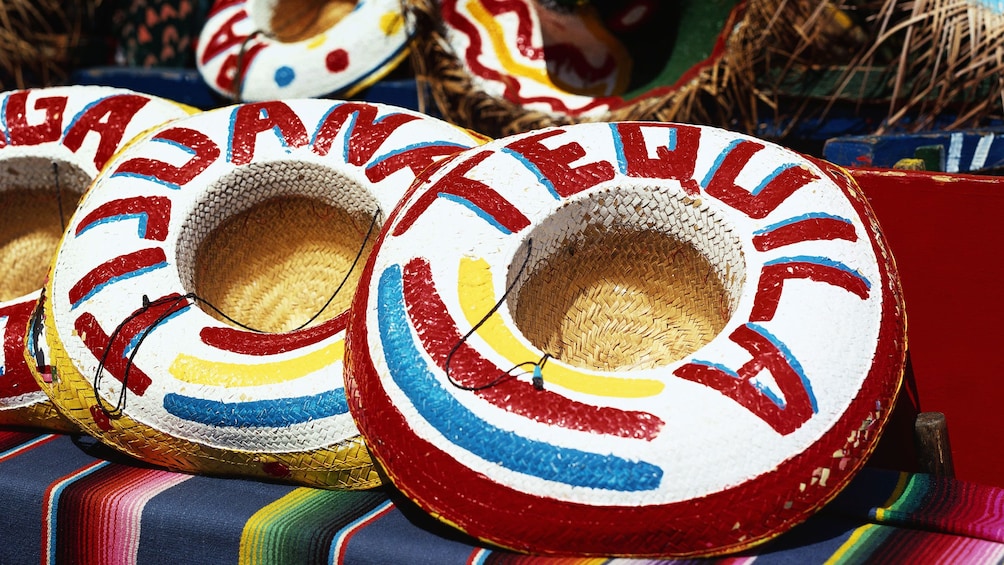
[0,85,195,432]
[0,1,109,89]
[840,0,1004,131]
[405,0,749,137]
[728,0,1004,137]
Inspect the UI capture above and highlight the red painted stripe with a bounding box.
[440,0,615,115]
[72,294,191,397]
[75,196,173,241]
[68,247,167,307]
[751,261,871,322]
[401,257,664,441]
[200,311,347,355]
[0,299,39,398]
[753,217,858,251]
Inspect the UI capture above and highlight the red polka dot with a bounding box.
[326,49,350,73]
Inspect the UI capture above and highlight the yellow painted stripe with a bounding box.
[239,488,316,565]
[458,257,664,398]
[306,34,326,49]
[466,0,628,98]
[169,339,344,387]
[824,523,877,564]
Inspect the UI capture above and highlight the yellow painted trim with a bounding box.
[457,257,664,398]
[466,0,628,97]
[169,339,344,388]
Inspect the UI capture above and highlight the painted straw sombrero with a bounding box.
[0,85,195,431]
[197,0,412,101]
[407,0,747,136]
[33,99,484,487]
[345,122,907,556]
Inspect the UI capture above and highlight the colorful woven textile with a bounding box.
[1,429,1003,564]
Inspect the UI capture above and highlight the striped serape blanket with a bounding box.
[1,429,1002,564]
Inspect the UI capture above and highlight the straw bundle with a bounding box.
[0,0,107,89]
[731,0,1004,135]
[841,0,1004,131]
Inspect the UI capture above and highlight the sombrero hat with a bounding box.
[34,99,484,487]
[345,121,907,556]
[407,0,751,136]
[197,0,412,101]
[0,85,195,431]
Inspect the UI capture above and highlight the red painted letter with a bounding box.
[393,150,531,236]
[5,91,66,146]
[63,94,151,170]
[704,140,819,219]
[312,102,419,165]
[229,101,308,166]
[674,323,815,435]
[751,258,871,322]
[112,127,221,188]
[504,129,615,198]
[75,196,173,241]
[614,122,701,194]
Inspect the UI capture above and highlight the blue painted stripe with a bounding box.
[69,261,169,309]
[151,134,198,155]
[752,163,801,196]
[611,123,628,175]
[77,213,151,239]
[377,264,663,492]
[368,141,470,170]
[764,255,872,290]
[162,387,349,427]
[123,305,191,357]
[690,360,740,379]
[340,110,359,161]
[0,94,9,142]
[747,323,817,413]
[439,193,512,235]
[700,138,744,189]
[753,379,786,409]
[62,98,105,138]
[108,171,182,191]
[753,212,854,235]
[501,146,560,200]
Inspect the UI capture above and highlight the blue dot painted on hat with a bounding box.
[274,66,296,87]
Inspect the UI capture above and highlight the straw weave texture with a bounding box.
[195,195,376,333]
[514,226,730,372]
